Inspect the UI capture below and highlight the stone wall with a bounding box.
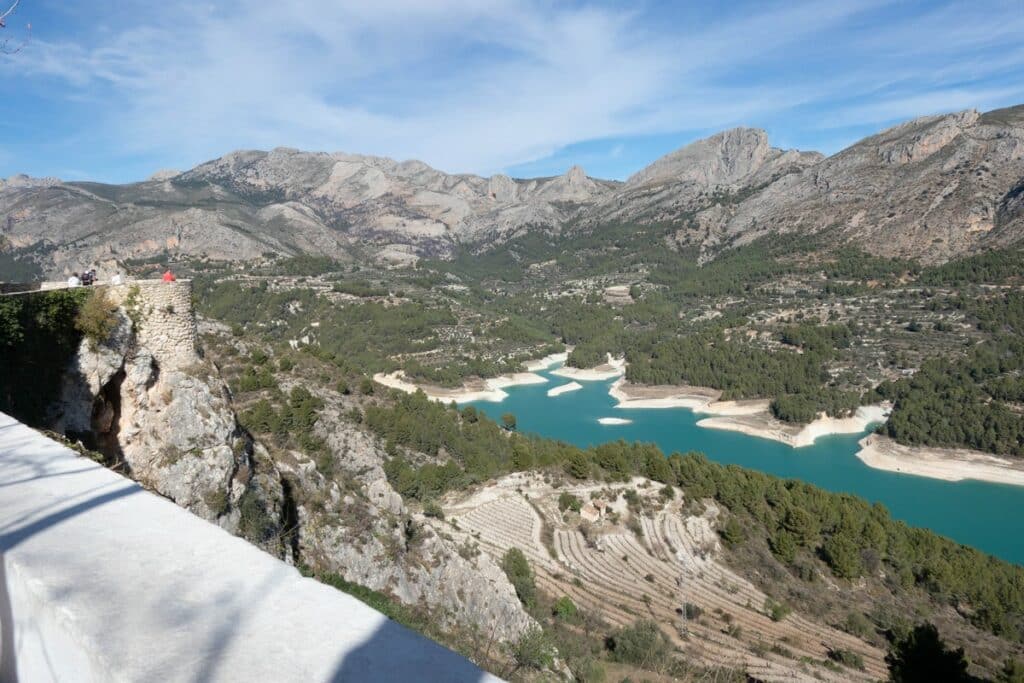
[0,412,499,683]
[105,279,200,367]
[54,278,248,525]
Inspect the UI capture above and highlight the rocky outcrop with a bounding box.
[277,405,535,643]
[626,128,776,188]
[4,103,1024,273]
[709,108,1024,262]
[588,128,822,234]
[53,281,253,528]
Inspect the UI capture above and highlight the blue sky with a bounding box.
[1,0,1023,183]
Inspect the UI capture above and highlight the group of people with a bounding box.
[67,269,99,288]
[65,268,174,288]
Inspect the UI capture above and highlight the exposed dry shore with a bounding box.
[524,351,569,372]
[547,381,583,397]
[373,370,547,403]
[550,354,626,381]
[608,378,721,409]
[696,405,890,448]
[611,378,890,447]
[855,434,1024,486]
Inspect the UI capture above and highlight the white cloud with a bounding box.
[3,0,1023,179]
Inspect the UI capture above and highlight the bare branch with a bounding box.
[0,0,20,26]
[0,0,29,55]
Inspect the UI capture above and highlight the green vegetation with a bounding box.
[367,391,1024,642]
[885,624,978,683]
[918,247,1024,285]
[332,280,390,297]
[501,547,536,608]
[552,596,579,621]
[74,289,120,349]
[240,386,326,454]
[0,289,89,425]
[267,255,342,276]
[318,571,430,634]
[866,291,1024,455]
[606,620,671,669]
[558,491,582,513]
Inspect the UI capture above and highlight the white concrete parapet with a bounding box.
[0,412,501,683]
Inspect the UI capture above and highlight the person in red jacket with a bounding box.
[162,269,176,282]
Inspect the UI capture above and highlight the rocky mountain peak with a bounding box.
[869,109,981,165]
[565,165,588,185]
[626,127,774,188]
[148,169,181,181]
[487,173,518,203]
[1,173,62,189]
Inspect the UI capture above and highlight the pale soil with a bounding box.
[696,405,890,448]
[550,354,626,381]
[609,378,721,409]
[856,434,1024,487]
[597,417,632,425]
[547,381,583,397]
[524,351,569,372]
[373,370,547,403]
[440,473,886,682]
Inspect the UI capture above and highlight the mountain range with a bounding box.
[1,105,1023,277]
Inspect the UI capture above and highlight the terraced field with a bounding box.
[443,473,886,682]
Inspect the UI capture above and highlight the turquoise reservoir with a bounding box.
[470,367,1024,565]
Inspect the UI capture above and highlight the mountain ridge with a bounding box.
[2,105,1023,277]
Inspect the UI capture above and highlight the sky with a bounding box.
[1,0,1023,184]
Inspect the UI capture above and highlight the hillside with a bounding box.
[2,105,1023,278]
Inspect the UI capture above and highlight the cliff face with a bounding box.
[53,281,254,528]
[272,399,536,643]
[698,108,1024,262]
[8,106,1020,274]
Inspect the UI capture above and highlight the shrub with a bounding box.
[501,547,535,607]
[510,627,554,671]
[75,289,119,348]
[606,619,670,668]
[552,595,579,621]
[844,611,873,638]
[886,624,972,682]
[720,516,745,547]
[558,491,582,512]
[682,602,703,620]
[764,597,791,622]
[423,501,444,519]
[238,489,279,545]
[828,647,865,670]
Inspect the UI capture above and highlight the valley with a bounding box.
[4,103,1024,681]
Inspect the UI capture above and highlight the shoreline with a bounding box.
[547,381,582,397]
[373,370,547,403]
[550,354,625,381]
[608,377,720,409]
[524,351,569,372]
[696,405,891,448]
[855,434,1024,487]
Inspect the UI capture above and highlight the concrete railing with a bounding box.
[0,412,500,682]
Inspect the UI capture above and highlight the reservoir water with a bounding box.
[470,366,1024,565]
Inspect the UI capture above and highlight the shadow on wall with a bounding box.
[329,618,494,683]
[0,479,141,683]
[0,557,15,683]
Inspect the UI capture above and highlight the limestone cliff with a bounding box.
[53,281,255,528]
[273,400,536,644]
